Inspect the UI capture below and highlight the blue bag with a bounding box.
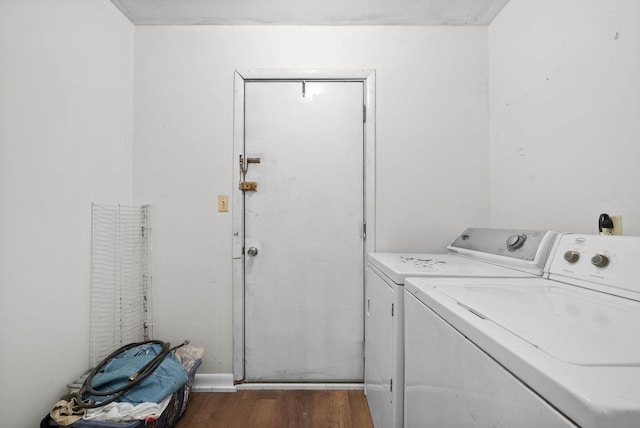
[84,343,188,404]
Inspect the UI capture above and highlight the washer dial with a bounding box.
[564,251,580,263]
[591,254,609,268]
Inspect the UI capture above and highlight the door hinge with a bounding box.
[390,378,393,392]
[391,303,394,317]
[363,105,366,123]
[362,223,366,240]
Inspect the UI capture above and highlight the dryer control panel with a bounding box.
[448,228,556,261]
[447,228,558,277]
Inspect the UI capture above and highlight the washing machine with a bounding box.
[365,227,557,428]
[404,233,640,428]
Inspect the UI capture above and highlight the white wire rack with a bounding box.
[89,204,153,368]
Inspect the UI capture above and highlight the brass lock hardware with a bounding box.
[239,155,261,192]
[239,181,258,192]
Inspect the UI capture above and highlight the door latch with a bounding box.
[239,181,258,192]
[239,155,261,192]
[240,155,261,173]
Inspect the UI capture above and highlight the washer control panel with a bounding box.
[548,234,640,300]
[562,249,610,267]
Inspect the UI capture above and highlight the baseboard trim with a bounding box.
[193,373,237,392]
[236,383,364,391]
[193,374,364,393]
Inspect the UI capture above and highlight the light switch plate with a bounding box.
[218,195,229,212]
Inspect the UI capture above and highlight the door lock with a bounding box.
[247,247,259,257]
[239,181,258,192]
[239,155,260,192]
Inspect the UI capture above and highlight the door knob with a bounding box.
[247,247,259,257]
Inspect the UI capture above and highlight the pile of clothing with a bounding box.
[43,341,203,427]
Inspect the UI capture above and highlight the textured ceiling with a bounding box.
[111,0,511,26]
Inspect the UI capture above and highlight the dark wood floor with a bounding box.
[175,390,374,428]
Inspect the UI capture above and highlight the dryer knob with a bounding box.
[563,251,580,263]
[506,234,527,251]
[591,254,609,268]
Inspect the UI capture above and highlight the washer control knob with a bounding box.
[563,251,580,263]
[591,254,609,268]
[506,234,527,251]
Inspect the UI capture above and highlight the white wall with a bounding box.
[0,0,133,426]
[489,0,640,234]
[133,26,490,374]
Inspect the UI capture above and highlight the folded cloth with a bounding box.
[83,395,171,422]
[50,398,86,426]
[84,343,188,405]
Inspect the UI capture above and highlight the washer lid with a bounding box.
[435,283,640,366]
[405,277,640,428]
[368,253,535,285]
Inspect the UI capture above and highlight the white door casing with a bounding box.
[232,70,376,382]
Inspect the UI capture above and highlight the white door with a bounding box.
[243,80,365,381]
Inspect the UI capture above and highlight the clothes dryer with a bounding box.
[404,234,640,428]
[365,228,557,428]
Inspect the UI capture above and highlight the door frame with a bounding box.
[232,69,376,382]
